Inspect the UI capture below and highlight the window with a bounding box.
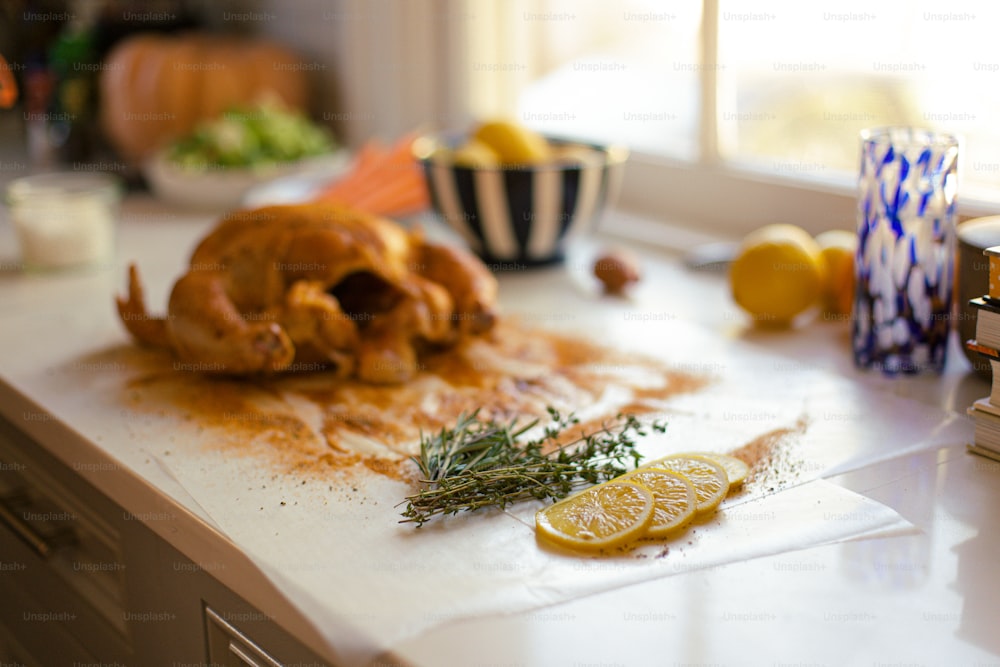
[717,0,1000,198]
[454,0,1000,235]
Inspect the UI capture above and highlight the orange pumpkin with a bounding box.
[99,33,310,162]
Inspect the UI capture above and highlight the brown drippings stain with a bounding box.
[613,402,660,418]
[727,415,809,496]
[120,321,712,483]
[632,375,711,401]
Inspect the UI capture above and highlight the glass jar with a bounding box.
[5,172,122,271]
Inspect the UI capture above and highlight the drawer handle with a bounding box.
[0,490,76,559]
[229,641,272,667]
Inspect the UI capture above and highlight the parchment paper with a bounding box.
[135,311,954,665]
[156,450,914,666]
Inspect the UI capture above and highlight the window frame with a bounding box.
[623,0,1000,237]
[368,0,1000,237]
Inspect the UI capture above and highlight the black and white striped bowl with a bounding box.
[414,134,627,267]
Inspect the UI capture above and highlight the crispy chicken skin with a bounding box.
[116,203,499,382]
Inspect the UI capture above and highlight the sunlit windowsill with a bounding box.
[617,149,1000,238]
[722,155,1000,219]
[597,206,736,253]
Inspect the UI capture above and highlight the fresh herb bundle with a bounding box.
[399,407,666,526]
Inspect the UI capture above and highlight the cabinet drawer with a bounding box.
[0,570,102,666]
[0,414,131,658]
[0,516,131,658]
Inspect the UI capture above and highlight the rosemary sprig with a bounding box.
[399,407,666,527]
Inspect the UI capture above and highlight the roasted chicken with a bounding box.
[117,203,498,383]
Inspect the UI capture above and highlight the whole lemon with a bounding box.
[729,224,825,326]
[472,119,552,164]
[815,229,857,319]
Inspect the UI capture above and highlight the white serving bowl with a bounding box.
[143,151,349,211]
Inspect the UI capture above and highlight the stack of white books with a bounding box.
[966,245,1000,462]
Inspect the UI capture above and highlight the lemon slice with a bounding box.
[619,468,696,537]
[678,452,750,491]
[535,482,654,552]
[643,455,728,515]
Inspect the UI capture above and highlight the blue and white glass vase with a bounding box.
[853,127,959,374]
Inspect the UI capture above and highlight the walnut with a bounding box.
[593,249,641,294]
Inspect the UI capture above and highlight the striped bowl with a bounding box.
[413,134,627,267]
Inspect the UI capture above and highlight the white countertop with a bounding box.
[0,196,996,666]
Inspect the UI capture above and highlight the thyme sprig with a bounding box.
[399,407,666,527]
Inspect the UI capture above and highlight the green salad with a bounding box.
[167,102,336,169]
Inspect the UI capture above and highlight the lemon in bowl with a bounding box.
[413,120,628,267]
[471,120,552,164]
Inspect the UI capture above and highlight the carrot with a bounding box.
[312,133,428,218]
[314,140,387,201]
[332,135,417,201]
[348,167,427,216]
[340,163,419,209]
